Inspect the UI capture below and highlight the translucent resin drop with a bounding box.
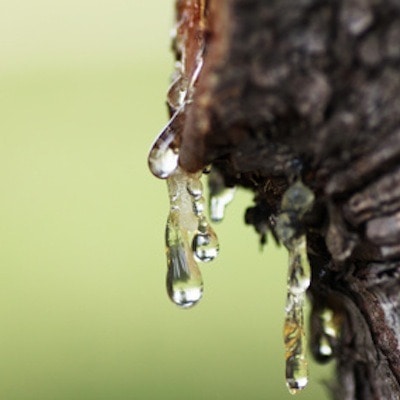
[148,109,182,179]
[208,168,236,222]
[166,210,203,308]
[187,172,220,262]
[165,167,219,308]
[210,188,236,223]
[167,74,188,112]
[193,216,219,262]
[276,180,314,395]
[165,168,202,308]
[284,235,311,394]
[311,307,341,362]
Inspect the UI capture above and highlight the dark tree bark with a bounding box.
[172,1,400,399]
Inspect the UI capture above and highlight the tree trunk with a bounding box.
[173,1,400,398]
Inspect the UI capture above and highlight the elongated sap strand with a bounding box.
[276,181,314,395]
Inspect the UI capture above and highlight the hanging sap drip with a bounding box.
[276,180,314,395]
[192,216,219,262]
[148,108,183,179]
[167,73,188,112]
[148,0,220,309]
[186,172,220,262]
[148,0,206,181]
[316,309,335,359]
[283,235,311,394]
[165,167,203,308]
[208,168,236,223]
[166,210,203,308]
[311,306,341,363]
[165,167,219,308]
[210,188,236,223]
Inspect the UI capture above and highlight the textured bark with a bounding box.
[174,1,400,399]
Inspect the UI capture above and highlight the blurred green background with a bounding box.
[0,1,332,399]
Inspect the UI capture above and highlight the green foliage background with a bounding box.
[0,1,331,399]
